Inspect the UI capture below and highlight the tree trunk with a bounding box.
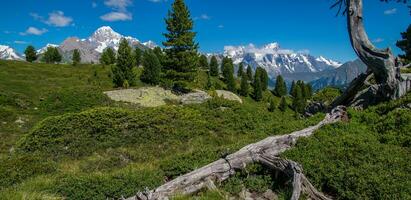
[331,0,410,108]
[125,106,347,200]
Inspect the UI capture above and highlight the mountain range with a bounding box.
[0,26,366,90]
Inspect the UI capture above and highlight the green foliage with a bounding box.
[290,81,296,97]
[239,72,249,96]
[396,24,410,64]
[199,54,209,69]
[134,48,143,67]
[209,56,219,76]
[163,0,198,87]
[153,47,165,65]
[112,38,136,88]
[278,96,288,112]
[72,49,81,66]
[312,87,342,105]
[222,59,236,92]
[222,164,273,194]
[268,98,276,112]
[100,47,116,65]
[257,67,268,91]
[285,93,411,200]
[253,76,263,101]
[141,50,162,85]
[42,47,62,64]
[274,75,287,97]
[292,85,305,114]
[24,45,37,63]
[246,65,253,82]
[237,63,244,77]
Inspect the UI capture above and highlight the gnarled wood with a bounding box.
[126,106,347,200]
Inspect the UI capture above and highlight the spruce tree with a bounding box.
[279,96,287,112]
[199,55,209,69]
[223,61,236,92]
[134,48,143,67]
[253,76,263,101]
[246,65,253,82]
[53,48,62,63]
[221,57,231,75]
[290,80,297,97]
[268,98,276,112]
[237,63,244,78]
[274,75,287,97]
[259,67,268,91]
[112,38,136,88]
[304,83,313,100]
[42,47,61,64]
[163,0,198,89]
[240,72,249,96]
[206,72,213,90]
[72,49,81,66]
[24,45,37,63]
[292,85,306,114]
[153,47,165,66]
[100,48,116,65]
[209,56,219,76]
[141,50,161,85]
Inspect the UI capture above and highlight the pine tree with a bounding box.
[292,85,306,114]
[278,96,287,112]
[223,61,236,92]
[240,72,249,96]
[163,0,198,88]
[268,98,276,112]
[153,47,165,65]
[199,55,209,69]
[100,48,116,65]
[72,49,81,66]
[246,65,253,82]
[134,48,143,67]
[141,50,161,85]
[221,57,231,75]
[209,56,219,76]
[237,63,244,78]
[206,72,213,90]
[396,25,411,64]
[259,67,268,91]
[112,38,136,88]
[42,47,61,64]
[24,45,37,63]
[253,76,263,101]
[290,80,297,97]
[53,48,62,63]
[304,83,313,100]
[274,75,287,97]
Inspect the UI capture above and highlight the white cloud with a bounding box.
[46,11,73,27]
[148,0,165,2]
[195,14,211,20]
[92,2,98,8]
[20,27,48,36]
[14,41,28,44]
[384,8,397,15]
[218,24,224,29]
[104,0,132,10]
[297,49,310,54]
[100,12,132,21]
[373,38,384,43]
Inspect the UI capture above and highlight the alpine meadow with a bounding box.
[0,0,410,200]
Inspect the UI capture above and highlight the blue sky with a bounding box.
[0,0,409,62]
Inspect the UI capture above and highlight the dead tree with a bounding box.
[126,106,347,200]
[331,0,411,108]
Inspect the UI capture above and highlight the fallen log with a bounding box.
[126,106,347,200]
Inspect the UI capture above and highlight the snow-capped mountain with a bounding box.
[37,44,59,54]
[38,26,153,63]
[0,45,23,60]
[223,43,342,78]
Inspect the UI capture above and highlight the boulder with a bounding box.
[215,90,243,103]
[180,90,212,105]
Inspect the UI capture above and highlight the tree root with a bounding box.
[126,106,347,200]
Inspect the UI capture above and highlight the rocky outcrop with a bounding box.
[180,90,212,105]
[216,90,243,103]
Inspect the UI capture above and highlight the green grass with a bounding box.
[0,60,323,199]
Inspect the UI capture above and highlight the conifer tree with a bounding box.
[141,50,161,85]
[290,80,297,97]
[209,56,219,76]
[163,0,198,89]
[292,85,306,114]
[24,45,37,63]
[268,98,276,112]
[304,83,313,100]
[259,67,268,91]
[223,61,236,92]
[42,47,61,64]
[237,63,244,78]
[239,72,249,96]
[206,72,213,90]
[153,47,165,65]
[134,48,143,67]
[100,48,116,65]
[274,75,287,97]
[279,96,287,112]
[246,65,253,82]
[221,57,231,75]
[72,49,81,66]
[112,38,136,88]
[53,48,62,63]
[253,76,263,101]
[396,25,411,64]
[199,55,209,69]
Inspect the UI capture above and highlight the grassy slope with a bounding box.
[0,60,321,199]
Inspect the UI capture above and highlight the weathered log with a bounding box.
[126,106,347,200]
[331,0,410,108]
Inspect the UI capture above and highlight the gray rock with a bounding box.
[180,90,212,105]
[216,90,243,103]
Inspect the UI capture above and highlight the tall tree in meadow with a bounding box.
[274,75,287,97]
[278,96,287,112]
[268,98,276,112]
[246,65,253,82]
[209,56,219,76]
[141,50,161,85]
[163,0,199,91]
[100,48,116,65]
[134,48,143,67]
[253,76,263,101]
[223,60,236,92]
[153,47,165,66]
[239,72,249,96]
[290,80,297,97]
[112,38,136,87]
[259,67,269,91]
[237,63,244,78]
[72,49,81,66]
[199,55,209,69]
[292,85,306,114]
[42,47,61,64]
[221,57,231,75]
[24,45,37,63]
